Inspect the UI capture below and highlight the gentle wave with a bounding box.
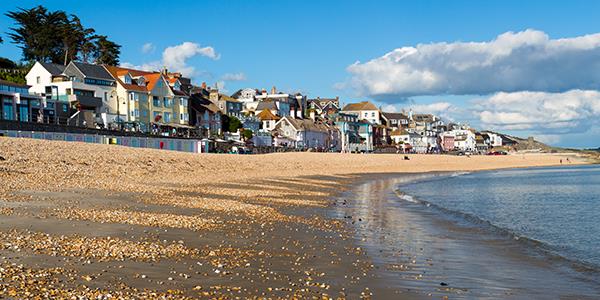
[394,189,600,274]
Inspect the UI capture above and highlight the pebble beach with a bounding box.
[0,137,590,298]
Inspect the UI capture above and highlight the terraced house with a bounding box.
[104,66,189,134]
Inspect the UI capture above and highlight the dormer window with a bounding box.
[123,74,132,84]
[137,76,145,86]
[173,80,181,91]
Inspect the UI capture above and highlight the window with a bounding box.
[364,112,368,117]
[163,97,170,107]
[2,99,14,120]
[130,110,135,117]
[164,112,171,123]
[134,109,139,117]
[180,113,184,120]
[153,111,160,119]
[153,96,161,107]
[371,112,375,117]
[129,93,134,101]
[142,110,148,117]
[36,76,41,84]
[84,78,113,86]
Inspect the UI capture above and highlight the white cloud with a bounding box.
[122,42,220,77]
[345,29,600,97]
[162,42,220,76]
[220,72,246,81]
[409,102,454,115]
[141,42,155,54]
[381,104,398,113]
[476,89,600,134]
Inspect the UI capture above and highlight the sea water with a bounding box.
[397,164,600,268]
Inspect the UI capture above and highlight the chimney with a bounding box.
[271,86,277,94]
[161,67,168,76]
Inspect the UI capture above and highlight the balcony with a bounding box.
[68,94,102,109]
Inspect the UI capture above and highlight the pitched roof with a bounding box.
[104,65,148,92]
[230,89,243,99]
[219,94,239,102]
[256,109,280,121]
[39,62,66,76]
[382,112,409,120]
[256,100,278,112]
[283,117,329,133]
[189,93,220,113]
[172,89,188,96]
[342,101,378,111]
[167,77,179,85]
[413,114,434,123]
[71,62,114,80]
[144,73,163,91]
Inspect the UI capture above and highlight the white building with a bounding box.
[26,61,118,126]
[484,132,503,147]
[342,101,381,125]
[450,129,477,151]
[273,116,332,149]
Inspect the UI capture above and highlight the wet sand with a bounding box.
[333,173,600,299]
[0,137,593,298]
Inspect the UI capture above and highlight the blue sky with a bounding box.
[1,0,600,148]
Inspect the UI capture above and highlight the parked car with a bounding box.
[487,151,508,155]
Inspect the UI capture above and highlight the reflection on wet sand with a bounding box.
[333,173,600,299]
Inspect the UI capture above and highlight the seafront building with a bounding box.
[26,61,117,127]
[8,60,515,153]
[0,79,49,122]
[103,65,190,134]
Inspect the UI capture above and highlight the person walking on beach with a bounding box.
[560,159,563,164]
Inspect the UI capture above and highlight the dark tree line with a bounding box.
[5,6,121,65]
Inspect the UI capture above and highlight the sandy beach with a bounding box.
[0,137,592,298]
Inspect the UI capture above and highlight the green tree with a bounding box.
[80,29,98,63]
[6,5,120,65]
[228,116,243,133]
[6,6,57,62]
[94,35,120,65]
[243,129,253,140]
[0,57,17,69]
